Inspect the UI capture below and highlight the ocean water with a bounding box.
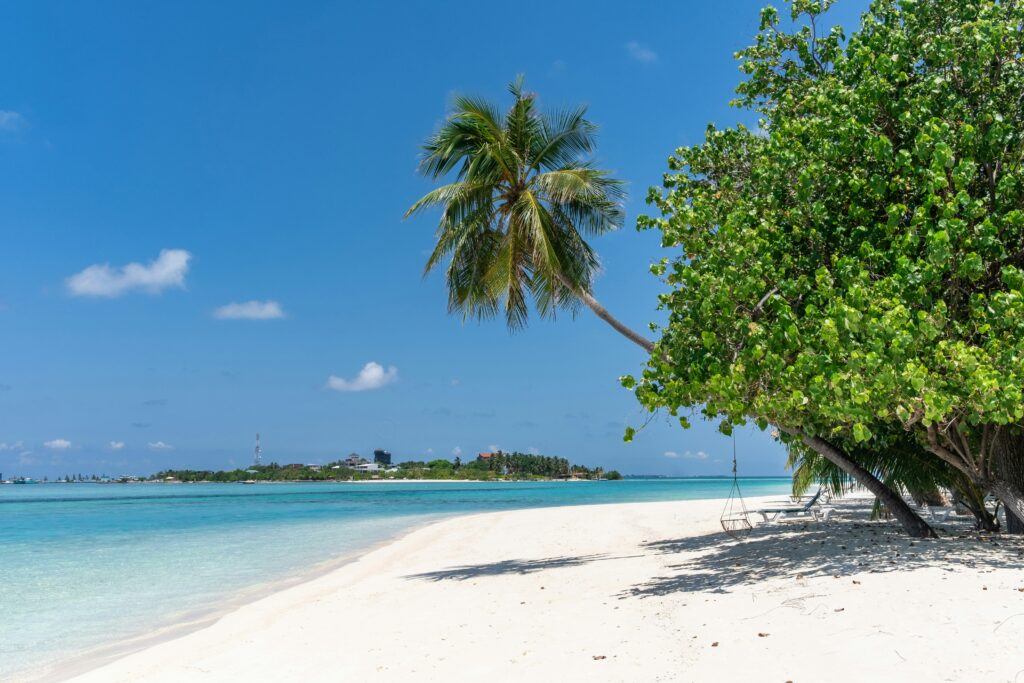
[0,478,791,680]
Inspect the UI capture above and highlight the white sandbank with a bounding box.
[55,496,1024,682]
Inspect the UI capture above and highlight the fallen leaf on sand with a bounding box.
[711,642,719,647]
[834,608,845,612]
[592,655,606,661]
[758,632,770,637]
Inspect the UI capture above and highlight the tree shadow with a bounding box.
[405,553,620,582]
[624,512,1024,599]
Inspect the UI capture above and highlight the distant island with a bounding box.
[150,450,622,483]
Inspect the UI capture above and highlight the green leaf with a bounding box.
[852,423,872,443]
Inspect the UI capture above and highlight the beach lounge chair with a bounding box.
[926,506,955,522]
[755,488,825,523]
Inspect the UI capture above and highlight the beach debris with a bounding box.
[711,642,719,647]
[758,632,770,637]
[852,580,861,585]
[834,608,845,612]
[592,655,607,660]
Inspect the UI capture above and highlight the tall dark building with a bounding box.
[373,449,392,466]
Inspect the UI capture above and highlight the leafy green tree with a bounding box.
[408,77,653,349]
[632,0,1024,531]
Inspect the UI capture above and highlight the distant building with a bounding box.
[306,464,321,472]
[343,453,367,468]
[354,462,381,473]
[477,452,495,462]
[373,449,392,466]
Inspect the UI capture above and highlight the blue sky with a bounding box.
[0,0,870,478]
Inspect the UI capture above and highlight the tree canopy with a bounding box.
[407,77,626,330]
[628,0,1024,518]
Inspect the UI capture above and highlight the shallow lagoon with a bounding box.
[0,478,791,679]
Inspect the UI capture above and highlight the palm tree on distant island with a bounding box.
[406,77,654,353]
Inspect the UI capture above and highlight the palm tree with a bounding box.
[408,78,937,536]
[406,77,654,352]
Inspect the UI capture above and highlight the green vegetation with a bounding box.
[149,451,617,483]
[408,77,652,349]
[628,0,1024,534]
[408,1,1024,537]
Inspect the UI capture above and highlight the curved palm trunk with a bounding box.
[559,275,656,354]
[791,431,936,538]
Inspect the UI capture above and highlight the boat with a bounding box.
[242,479,257,484]
[13,477,38,485]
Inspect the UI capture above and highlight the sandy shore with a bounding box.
[55,495,1024,683]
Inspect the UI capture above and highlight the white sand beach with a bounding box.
[56,495,1024,683]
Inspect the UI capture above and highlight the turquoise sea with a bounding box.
[0,478,791,680]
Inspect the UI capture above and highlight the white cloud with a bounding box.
[488,444,500,452]
[528,446,540,455]
[67,249,191,298]
[147,441,173,450]
[18,451,34,465]
[425,448,434,455]
[625,41,658,64]
[0,110,24,131]
[664,450,709,460]
[213,300,285,320]
[451,446,462,457]
[110,441,125,450]
[44,439,72,450]
[0,440,24,451]
[450,378,461,386]
[326,362,398,392]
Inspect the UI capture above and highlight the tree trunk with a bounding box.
[561,280,933,540]
[951,475,1000,532]
[793,431,937,538]
[1006,507,1024,534]
[558,275,656,354]
[990,480,1024,534]
[988,428,1024,534]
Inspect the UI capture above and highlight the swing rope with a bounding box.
[720,434,753,538]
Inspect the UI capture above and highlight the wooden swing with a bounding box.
[720,435,753,538]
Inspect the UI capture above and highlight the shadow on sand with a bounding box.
[405,553,628,581]
[625,514,1024,598]
[401,500,1024,597]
